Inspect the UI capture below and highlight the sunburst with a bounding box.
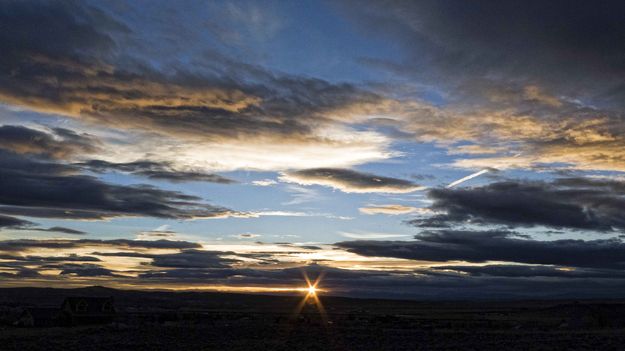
[291,270,328,323]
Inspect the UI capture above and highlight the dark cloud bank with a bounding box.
[412,178,625,231]
[0,149,238,222]
[77,159,235,184]
[335,177,625,297]
[0,123,244,228]
[0,1,380,143]
[0,125,98,160]
[338,230,625,270]
[3,236,625,299]
[339,0,625,108]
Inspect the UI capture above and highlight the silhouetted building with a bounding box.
[61,296,116,325]
[16,307,60,327]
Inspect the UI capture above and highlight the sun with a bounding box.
[292,272,328,324]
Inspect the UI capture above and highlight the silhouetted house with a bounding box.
[16,307,60,327]
[61,297,116,325]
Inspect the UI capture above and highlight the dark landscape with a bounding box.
[1,287,624,350]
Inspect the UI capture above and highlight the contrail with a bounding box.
[446,151,521,188]
[447,169,490,188]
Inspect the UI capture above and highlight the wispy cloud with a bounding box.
[251,179,277,186]
[231,233,261,239]
[280,168,424,194]
[282,185,320,205]
[359,204,418,215]
[251,211,352,220]
[339,231,411,239]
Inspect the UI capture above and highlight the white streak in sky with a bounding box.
[447,169,490,188]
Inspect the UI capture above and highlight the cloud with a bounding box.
[31,226,87,235]
[0,268,41,279]
[77,159,235,184]
[0,1,391,162]
[282,185,319,205]
[248,211,351,220]
[411,178,625,231]
[428,264,625,279]
[0,0,261,136]
[326,1,625,174]
[92,248,240,269]
[135,262,625,299]
[137,264,387,286]
[359,204,418,215]
[135,225,181,240]
[136,231,178,240]
[337,229,625,269]
[4,235,625,299]
[0,254,100,265]
[280,168,423,193]
[358,97,625,174]
[446,114,625,173]
[3,1,625,179]
[339,231,410,240]
[0,150,243,220]
[0,2,399,177]
[150,250,239,269]
[0,125,99,160]
[339,1,625,108]
[0,214,32,229]
[58,264,120,277]
[233,233,261,239]
[0,238,201,253]
[251,179,277,186]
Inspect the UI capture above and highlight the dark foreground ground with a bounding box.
[2,287,625,350]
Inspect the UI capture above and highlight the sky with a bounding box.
[1,0,625,299]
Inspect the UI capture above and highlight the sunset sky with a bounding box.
[2,0,625,299]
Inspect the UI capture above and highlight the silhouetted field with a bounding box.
[2,287,625,350]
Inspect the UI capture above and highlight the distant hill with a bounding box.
[0,286,407,313]
[3,286,625,314]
